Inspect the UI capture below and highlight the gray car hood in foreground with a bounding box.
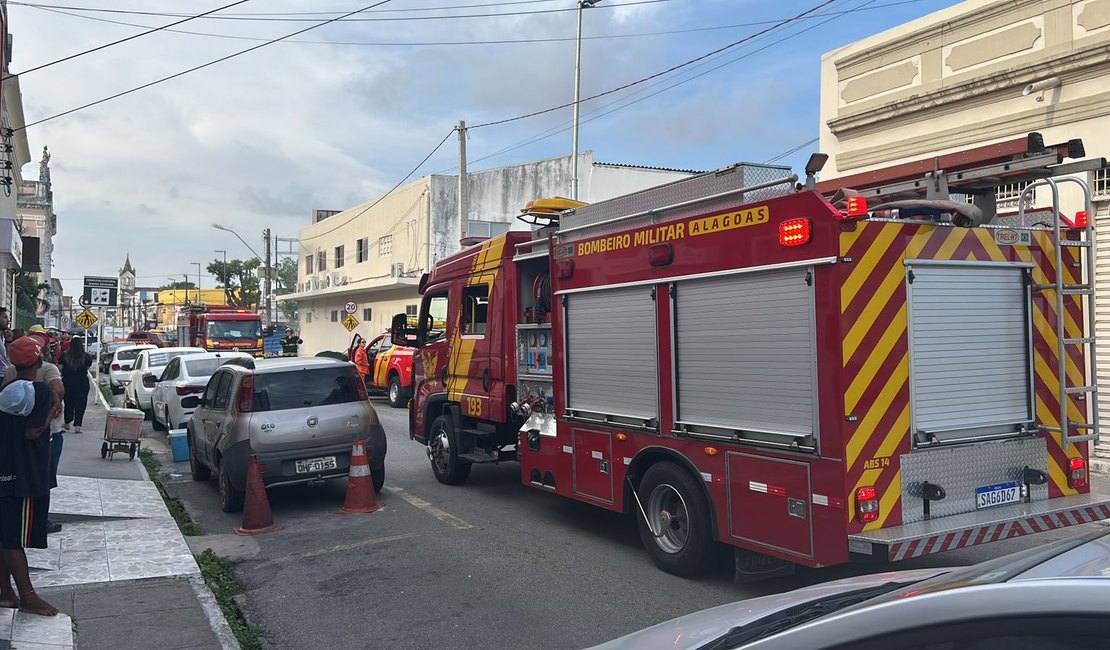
[587,568,946,650]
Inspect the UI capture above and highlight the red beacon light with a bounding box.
[779,218,811,247]
[845,195,868,217]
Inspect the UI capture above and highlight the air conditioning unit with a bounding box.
[338,275,350,285]
[391,263,405,278]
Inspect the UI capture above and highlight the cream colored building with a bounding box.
[285,152,698,355]
[820,0,1110,459]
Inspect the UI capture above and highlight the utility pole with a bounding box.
[263,228,272,326]
[571,0,600,200]
[458,121,467,246]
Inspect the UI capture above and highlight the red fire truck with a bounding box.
[392,133,1110,577]
[185,305,264,357]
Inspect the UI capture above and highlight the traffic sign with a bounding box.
[344,301,358,315]
[83,276,119,307]
[78,295,89,308]
[341,314,359,332]
[75,308,98,330]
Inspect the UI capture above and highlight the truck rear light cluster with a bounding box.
[1068,457,1087,489]
[236,375,255,413]
[779,218,811,247]
[856,486,879,523]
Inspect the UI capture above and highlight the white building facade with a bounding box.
[285,152,698,355]
[820,0,1110,459]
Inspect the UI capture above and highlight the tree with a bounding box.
[206,257,261,307]
[14,273,49,315]
[159,280,197,291]
[273,258,299,324]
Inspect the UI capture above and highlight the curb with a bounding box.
[190,576,243,650]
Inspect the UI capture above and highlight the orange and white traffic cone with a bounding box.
[339,439,382,514]
[234,455,283,535]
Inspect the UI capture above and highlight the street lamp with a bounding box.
[570,0,601,201]
[192,262,202,293]
[212,223,272,325]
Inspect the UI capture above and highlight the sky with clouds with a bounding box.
[7,0,958,295]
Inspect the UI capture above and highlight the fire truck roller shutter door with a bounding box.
[906,262,1033,444]
[564,286,658,424]
[674,267,818,443]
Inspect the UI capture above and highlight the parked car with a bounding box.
[108,344,156,395]
[124,346,204,415]
[187,357,387,513]
[125,331,165,347]
[363,332,415,408]
[150,351,252,431]
[591,526,1110,650]
[99,341,129,373]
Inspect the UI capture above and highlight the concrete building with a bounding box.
[0,2,32,316]
[284,152,699,355]
[820,0,1110,458]
[17,147,59,324]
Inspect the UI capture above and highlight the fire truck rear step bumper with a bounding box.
[848,492,1110,562]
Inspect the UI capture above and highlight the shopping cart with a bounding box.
[101,407,144,461]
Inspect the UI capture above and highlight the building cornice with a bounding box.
[282,275,420,302]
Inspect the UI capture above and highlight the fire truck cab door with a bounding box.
[454,282,492,420]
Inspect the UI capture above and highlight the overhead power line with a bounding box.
[8,0,255,78]
[24,0,929,48]
[16,0,396,131]
[8,0,670,22]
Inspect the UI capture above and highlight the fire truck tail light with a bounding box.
[845,195,868,217]
[856,486,879,523]
[779,218,811,247]
[648,243,673,267]
[1068,457,1087,489]
[556,259,575,279]
[1073,211,1088,229]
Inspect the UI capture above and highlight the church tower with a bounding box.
[117,254,136,328]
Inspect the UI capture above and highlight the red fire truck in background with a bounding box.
[393,133,1110,578]
[184,305,264,357]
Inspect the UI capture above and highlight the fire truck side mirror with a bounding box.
[391,313,413,347]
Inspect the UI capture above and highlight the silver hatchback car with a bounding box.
[186,357,387,512]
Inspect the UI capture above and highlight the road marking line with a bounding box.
[386,486,473,530]
[256,533,418,568]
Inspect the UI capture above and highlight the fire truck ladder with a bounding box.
[1020,178,1101,448]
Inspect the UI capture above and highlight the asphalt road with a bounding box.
[138,392,1110,650]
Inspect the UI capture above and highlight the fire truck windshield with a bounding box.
[206,320,261,340]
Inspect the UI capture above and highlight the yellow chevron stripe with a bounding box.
[840,222,865,256]
[846,353,908,467]
[1032,307,1085,388]
[865,471,903,531]
[845,305,906,413]
[1034,356,1085,424]
[842,223,900,309]
[971,227,1009,262]
[849,403,909,525]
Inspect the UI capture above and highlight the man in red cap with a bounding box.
[10,330,65,534]
[0,336,60,616]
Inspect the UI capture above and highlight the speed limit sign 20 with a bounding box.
[344,301,357,314]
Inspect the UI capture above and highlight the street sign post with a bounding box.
[342,314,359,332]
[75,308,98,330]
[344,301,357,315]
[83,276,119,308]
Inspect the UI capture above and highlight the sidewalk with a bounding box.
[0,383,238,650]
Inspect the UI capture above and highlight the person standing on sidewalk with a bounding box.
[60,338,92,433]
[0,308,10,377]
[0,336,60,616]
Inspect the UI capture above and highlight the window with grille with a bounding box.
[335,245,345,268]
[362,307,372,321]
[405,304,418,317]
[305,256,314,274]
[1094,166,1110,198]
[317,251,327,272]
[356,238,368,263]
[379,235,393,257]
[330,310,339,322]
[996,181,1032,205]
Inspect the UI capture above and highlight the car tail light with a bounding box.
[111,363,121,371]
[142,374,157,388]
[353,369,369,401]
[779,218,811,247]
[236,375,255,413]
[856,486,879,523]
[176,385,205,396]
[1068,457,1087,489]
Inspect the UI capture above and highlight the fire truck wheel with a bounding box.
[428,415,472,485]
[636,462,715,578]
[387,375,406,408]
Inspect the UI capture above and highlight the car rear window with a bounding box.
[147,351,193,367]
[185,357,240,377]
[252,366,362,412]
[117,349,144,361]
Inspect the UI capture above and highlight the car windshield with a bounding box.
[147,350,193,367]
[252,366,362,412]
[117,349,146,361]
[207,320,261,340]
[185,357,242,377]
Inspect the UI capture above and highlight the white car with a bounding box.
[124,346,204,416]
[150,351,252,431]
[108,344,156,395]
